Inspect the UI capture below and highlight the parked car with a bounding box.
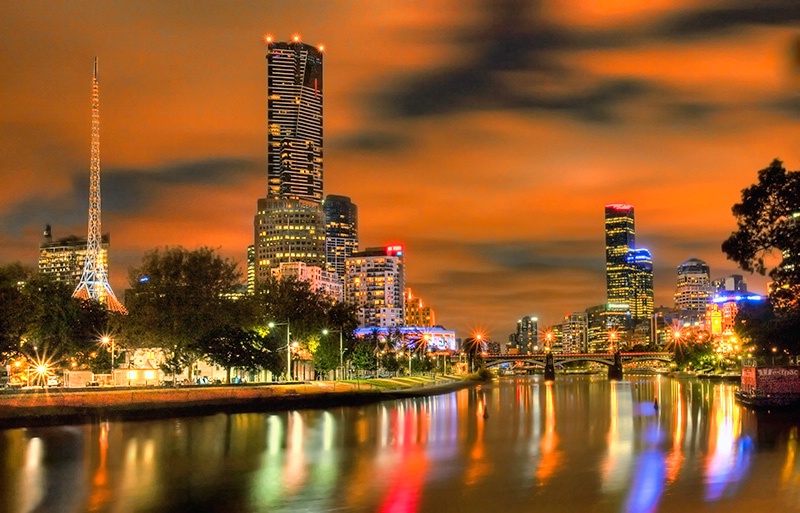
[85,381,101,387]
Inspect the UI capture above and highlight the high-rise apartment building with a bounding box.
[345,245,405,328]
[266,38,324,203]
[323,195,358,278]
[39,225,109,286]
[515,316,538,353]
[562,312,588,353]
[675,258,712,325]
[254,37,327,285]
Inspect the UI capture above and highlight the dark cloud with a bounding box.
[474,239,604,273]
[1,157,260,235]
[331,130,411,153]
[767,94,800,118]
[656,0,800,39]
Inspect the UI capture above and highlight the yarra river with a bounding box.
[2,375,800,513]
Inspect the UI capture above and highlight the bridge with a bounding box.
[481,352,674,380]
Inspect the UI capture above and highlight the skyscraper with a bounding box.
[254,36,327,284]
[323,194,358,278]
[675,258,712,325]
[626,248,654,323]
[266,37,324,204]
[605,203,636,307]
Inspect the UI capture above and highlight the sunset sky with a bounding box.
[1,0,798,338]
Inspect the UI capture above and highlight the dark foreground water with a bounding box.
[2,375,800,513]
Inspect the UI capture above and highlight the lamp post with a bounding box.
[101,336,115,379]
[323,328,344,380]
[269,321,291,381]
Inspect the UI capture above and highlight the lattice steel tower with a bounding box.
[73,58,127,314]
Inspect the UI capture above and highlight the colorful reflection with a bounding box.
[0,376,797,512]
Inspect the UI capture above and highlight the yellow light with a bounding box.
[128,371,138,380]
[318,44,325,52]
[292,34,301,43]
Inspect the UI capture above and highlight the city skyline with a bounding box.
[1,1,798,337]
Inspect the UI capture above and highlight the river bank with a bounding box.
[0,375,478,428]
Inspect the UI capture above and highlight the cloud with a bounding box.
[0,157,260,235]
[655,0,800,39]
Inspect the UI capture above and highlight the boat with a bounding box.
[735,358,800,409]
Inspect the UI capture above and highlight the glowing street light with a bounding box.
[101,335,115,377]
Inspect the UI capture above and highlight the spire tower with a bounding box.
[73,58,127,313]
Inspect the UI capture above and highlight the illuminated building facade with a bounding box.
[354,326,456,351]
[323,195,358,278]
[39,225,109,286]
[254,198,326,283]
[271,261,343,302]
[605,203,636,307]
[562,312,588,353]
[627,248,654,322]
[675,258,712,325]
[254,37,326,285]
[265,38,324,203]
[345,245,405,328]
[405,288,436,327]
[515,316,538,353]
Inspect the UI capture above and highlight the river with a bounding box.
[1,375,799,513]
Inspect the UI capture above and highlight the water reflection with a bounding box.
[4,376,800,512]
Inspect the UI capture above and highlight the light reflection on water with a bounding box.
[3,376,800,512]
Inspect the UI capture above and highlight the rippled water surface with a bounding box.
[3,376,800,513]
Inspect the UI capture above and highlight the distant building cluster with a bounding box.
[503,203,763,355]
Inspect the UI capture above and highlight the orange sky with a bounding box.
[0,0,798,338]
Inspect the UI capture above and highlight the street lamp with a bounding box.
[269,321,292,381]
[101,336,115,378]
[322,328,344,380]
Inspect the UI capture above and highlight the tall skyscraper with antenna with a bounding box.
[73,58,127,314]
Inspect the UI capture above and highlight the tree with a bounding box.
[121,247,242,379]
[722,159,800,313]
[351,339,378,376]
[198,326,275,383]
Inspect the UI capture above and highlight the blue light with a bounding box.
[139,276,150,283]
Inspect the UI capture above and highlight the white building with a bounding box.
[675,258,712,326]
[271,261,343,302]
[345,245,405,328]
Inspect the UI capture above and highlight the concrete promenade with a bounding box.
[0,375,477,428]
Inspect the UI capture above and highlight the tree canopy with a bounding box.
[121,246,243,375]
[722,159,800,312]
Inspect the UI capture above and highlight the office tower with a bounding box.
[254,37,327,284]
[405,288,436,327]
[254,198,326,283]
[605,203,636,307]
[323,195,358,278]
[345,245,405,328]
[675,258,712,325]
[72,59,126,313]
[516,316,538,353]
[563,312,588,353]
[627,248,654,322]
[39,225,109,286]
